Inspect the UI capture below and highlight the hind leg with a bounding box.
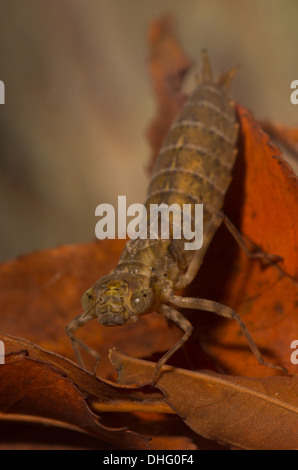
[216,212,284,268]
[164,293,287,373]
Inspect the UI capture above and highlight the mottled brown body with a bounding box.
[66,52,286,381]
[118,71,238,288]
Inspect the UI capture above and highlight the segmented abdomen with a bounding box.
[147,83,238,223]
[117,59,239,286]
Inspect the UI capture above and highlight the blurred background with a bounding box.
[0,0,297,262]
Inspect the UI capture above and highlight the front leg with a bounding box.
[153,304,193,385]
[66,312,101,374]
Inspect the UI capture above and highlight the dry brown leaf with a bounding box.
[110,349,298,450]
[0,332,157,449]
[0,332,202,449]
[0,331,166,408]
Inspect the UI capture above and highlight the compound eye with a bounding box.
[130,295,142,312]
[81,288,95,312]
[130,289,152,313]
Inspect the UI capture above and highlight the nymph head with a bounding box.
[81,273,154,326]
